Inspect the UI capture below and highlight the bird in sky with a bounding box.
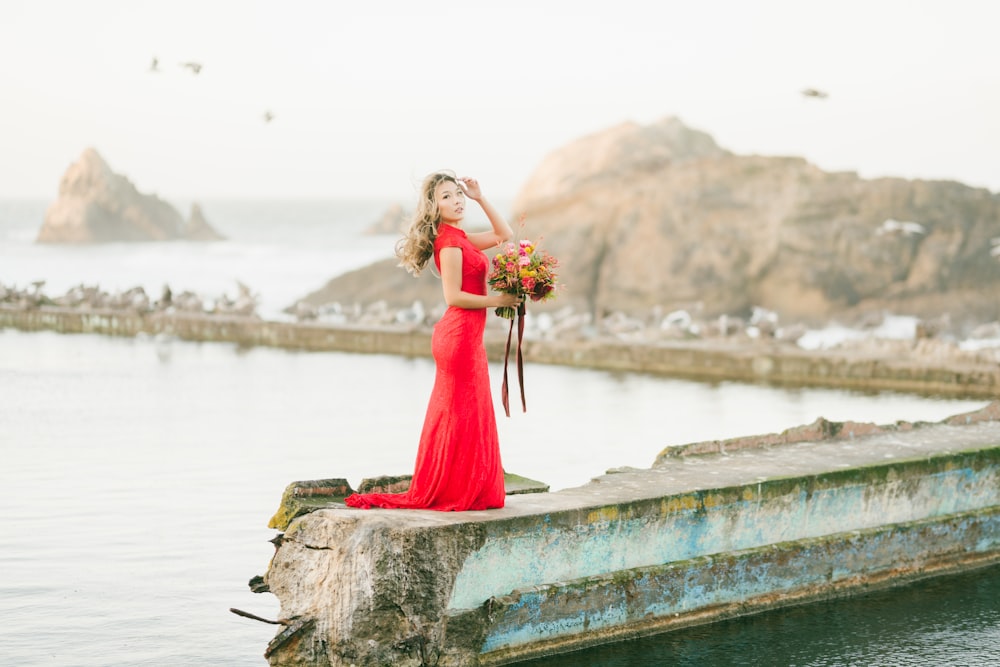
[180,62,203,75]
[149,57,160,72]
[263,110,275,123]
[801,88,829,99]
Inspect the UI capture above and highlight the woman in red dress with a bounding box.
[344,172,521,511]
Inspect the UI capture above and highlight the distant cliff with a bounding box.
[297,116,1000,327]
[37,148,225,243]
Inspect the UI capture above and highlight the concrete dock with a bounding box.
[258,403,1000,666]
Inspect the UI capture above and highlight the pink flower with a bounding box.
[518,255,531,266]
[521,276,536,291]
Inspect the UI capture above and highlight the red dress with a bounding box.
[344,224,506,511]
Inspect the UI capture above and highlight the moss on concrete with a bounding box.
[267,478,354,531]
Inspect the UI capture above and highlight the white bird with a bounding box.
[876,219,926,236]
[180,61,203,75]
[395,300,426,325]
[660,309,692,330]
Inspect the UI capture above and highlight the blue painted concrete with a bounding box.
[449,455,999,611]
[478,508,1000,655]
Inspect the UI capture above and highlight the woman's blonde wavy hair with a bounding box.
[395,170,458,276]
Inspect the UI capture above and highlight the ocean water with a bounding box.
[1,199,997,666]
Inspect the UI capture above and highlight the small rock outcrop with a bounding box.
[37,148,225,243]
[365,202,409,235]
[183,203,225,241]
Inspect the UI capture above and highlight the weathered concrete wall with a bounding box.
[259,404,1000,666]
[0,306,433,357]
[3,305,999,397]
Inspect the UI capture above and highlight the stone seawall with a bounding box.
[3,305,999,397]
[257,404,1000,666]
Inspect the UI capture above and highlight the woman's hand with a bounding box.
[492,292,522,308]
[456,176,482,201]
[459,175,516,251]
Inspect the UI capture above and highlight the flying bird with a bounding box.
[180,62,203,75]
[149,57,160,72]
[263,110,275,123]
[801,88,829,99]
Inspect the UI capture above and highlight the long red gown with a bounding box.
[344,223,506,511]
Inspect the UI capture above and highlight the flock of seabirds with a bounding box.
[148,53,832,128]
[5,277,1000,369]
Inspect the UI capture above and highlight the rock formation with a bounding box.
[365,202,409,235]
[37,148,225,243]
[296,116,1000,329]
[183,203,225,241]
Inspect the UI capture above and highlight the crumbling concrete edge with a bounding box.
[655,399,1000,460]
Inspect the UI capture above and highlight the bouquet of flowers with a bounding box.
[487,236,559,416]
[488,239,559,319]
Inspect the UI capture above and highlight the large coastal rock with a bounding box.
[37,148,224,243]
[297,116,1000,328]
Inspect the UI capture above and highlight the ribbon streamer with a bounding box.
[500,302,527,417]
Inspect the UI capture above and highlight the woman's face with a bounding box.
[434,179,465,225]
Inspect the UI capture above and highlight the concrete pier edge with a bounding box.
[258,404,1000,666]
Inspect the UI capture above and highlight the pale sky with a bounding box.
[1,0,998,200]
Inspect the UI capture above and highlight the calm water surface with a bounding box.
[1,329,994,666]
